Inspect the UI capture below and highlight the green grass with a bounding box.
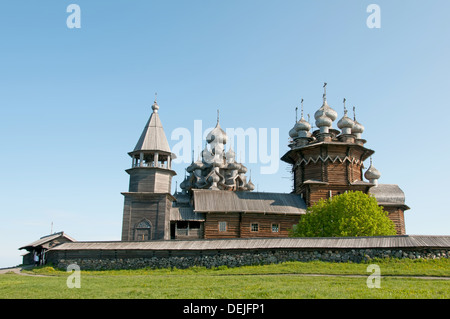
[1,258,449,299]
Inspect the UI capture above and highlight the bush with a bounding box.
[290,191,397,237]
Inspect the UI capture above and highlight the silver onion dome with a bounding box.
[314,95,338,122]
[337,106,354,135]
[364,158,381,185]
[316,109,332,131]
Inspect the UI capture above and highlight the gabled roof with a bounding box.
[192,189,306,215]
[19,232,76,251]
[133,107,171,154]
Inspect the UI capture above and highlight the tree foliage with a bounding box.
[290,191,397,237]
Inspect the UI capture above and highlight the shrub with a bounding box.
[290,191,397,237]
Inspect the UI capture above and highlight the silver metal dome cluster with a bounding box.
[288,84,379,184]
[180,113,254,192]
[289,84,365,144]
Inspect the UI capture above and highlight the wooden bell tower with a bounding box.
[121,97,176,241]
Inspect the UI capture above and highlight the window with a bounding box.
[250,223,259,232]
[219,221,227,232]
[272,224,280,233]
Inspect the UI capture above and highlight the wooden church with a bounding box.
[121,84,409,242]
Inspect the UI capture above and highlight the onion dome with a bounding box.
[314,98,337,122]
[337,114,354,129]
[247,179,255,191]
[315,109,332,132]
[227,161,240,170]
[290,99,312,139]
[225,147,236,162]
[206,123,228,145]
[289,127,298,138]
[295,117,311,133]
[364,158,381,186]
[206,110,228,146]
[314,84,337,133]
[151,93,159,113]
[201,145,214,165]
[180,172,191,190]
[186,157,204,172]
[337,102,354,135]
[352,120,364,138]
[151,101,159,113]
[289,117,311,139]
[238,163,248,174]
[365,165,381,180]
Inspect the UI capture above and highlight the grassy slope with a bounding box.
[1,259,449,299]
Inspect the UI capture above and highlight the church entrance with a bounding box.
[133,220,152,241]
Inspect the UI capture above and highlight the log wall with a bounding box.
[204,213,301,239]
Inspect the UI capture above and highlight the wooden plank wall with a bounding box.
[204,213,240,239]
[204,213,301,239]
[240,213,300,238]
[384,207,406,235]
[121,194,172,241]
[128,169,173,193]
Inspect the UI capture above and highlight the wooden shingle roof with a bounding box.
[192,190,307,215]
[170,206,205,221]
[133,107,171,154]
[19,232,76,250]
[369,184,409,209]
[49,235,450,251]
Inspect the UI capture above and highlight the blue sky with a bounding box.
[1,1,449,268]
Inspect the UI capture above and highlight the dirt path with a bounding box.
[0,266,50,277]
[1,266,449,280]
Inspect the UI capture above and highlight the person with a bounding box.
[34,252,39,266]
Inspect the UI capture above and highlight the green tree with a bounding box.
[290,191,397,237]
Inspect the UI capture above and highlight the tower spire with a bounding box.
[295,105,298,123]
[151,92,159,113]
[323,82,327,101]
[301,98,304,119]
[343,98,347,114]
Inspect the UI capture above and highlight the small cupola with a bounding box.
[337,98,355,135]
[364,157,381,186]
